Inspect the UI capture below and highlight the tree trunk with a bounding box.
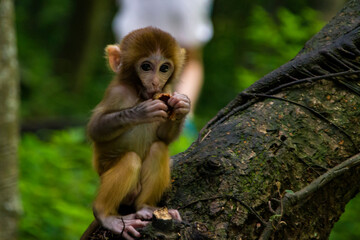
[0,0,21,239]
[83,0,360,239]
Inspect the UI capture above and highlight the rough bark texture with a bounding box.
[0,0,21,239]
[84,0,360,239]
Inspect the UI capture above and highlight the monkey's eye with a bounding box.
[159,64,170,73]
[160,64,169,72]
[141,63,152,71]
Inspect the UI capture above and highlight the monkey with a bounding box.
[86,27,190,239]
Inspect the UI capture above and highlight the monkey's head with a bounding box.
[106,27,186,100]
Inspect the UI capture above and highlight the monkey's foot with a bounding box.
[168,209,182,221]
[135,206,157,220]
[100,214,149,240]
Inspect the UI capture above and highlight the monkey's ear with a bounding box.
[180,48,187,65]
[105,45,121,72]
[180,48,186,58]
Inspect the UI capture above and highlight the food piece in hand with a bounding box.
[153,93,176,120]
[153,207,172,220]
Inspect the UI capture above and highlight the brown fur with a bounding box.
[88,27,187,223]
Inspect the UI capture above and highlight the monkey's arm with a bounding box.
[157,93,191,143]
[88,99,169,142]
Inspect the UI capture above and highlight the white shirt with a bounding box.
[113,0,214,48]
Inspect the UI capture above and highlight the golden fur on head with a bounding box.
[108,27,186,88]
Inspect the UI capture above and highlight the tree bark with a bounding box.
[83,0,360,239]
[0,0,21,239]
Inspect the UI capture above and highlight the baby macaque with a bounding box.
[87,27,190,239]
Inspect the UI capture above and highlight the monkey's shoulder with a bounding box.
[102,83,139,109]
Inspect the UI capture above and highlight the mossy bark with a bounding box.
[0,0,21,239]
[84,0,360,239]
[166,0,360,239]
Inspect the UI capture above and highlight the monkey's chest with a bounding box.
[117,123,160,159]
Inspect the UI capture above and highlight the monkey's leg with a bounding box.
[94,152,150,237]
[135,141,171,218]
[94,152,142,218]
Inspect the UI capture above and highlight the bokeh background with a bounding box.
[15,0,359,239]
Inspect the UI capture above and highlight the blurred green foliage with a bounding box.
[15,0,360,239]
[330,193,360,239]
[196,5,325,127]
[236,7,324,90]
[19,129,96,240]
[17,0,73,117]
[16,0,112,118]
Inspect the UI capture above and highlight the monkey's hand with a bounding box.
[136,206,182,221]
[168,209,182,221]
[100,214,149,240]
[167,92,191,120]
[135,205,156,220]
[133,99,169,123]
[156,93,190,142]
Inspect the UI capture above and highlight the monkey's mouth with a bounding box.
[143,91,159,100]
[142,92,151,100]
[138,88,151,100]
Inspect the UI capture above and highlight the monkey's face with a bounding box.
[135,52,174,99]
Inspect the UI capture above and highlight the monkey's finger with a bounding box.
[172,92,186,99]
[168,209,182,221]
[175,106,190,113]
[173,100,191,111]
[149,110,168,119]
[168,95,190,107]
[123,219,150,228]
[173,108,190,118]
[122,231,136,240]
[122,213,137,220]
[140,111,167,123]
[126,221,150,239]
[138,99,155,108]
[172,91,188,97]
[132,219,151,228]
[126,226,142,239]
[135,210,153,220]
[144,115,168,123]
[143,99,154,103]
[153,117,168,123]
[147,100,169,111]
